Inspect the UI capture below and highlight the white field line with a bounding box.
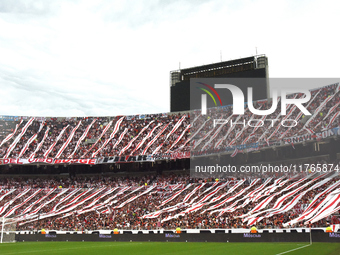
[275,243,311,255]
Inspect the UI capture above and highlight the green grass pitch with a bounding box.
[0,242,340,255]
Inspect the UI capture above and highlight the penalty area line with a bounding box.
[275,243,311,255]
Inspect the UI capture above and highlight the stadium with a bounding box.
[0,71,340,254]
[1,1,340,254]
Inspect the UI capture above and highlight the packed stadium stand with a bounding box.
[0,82,339,234]
[191,83,339,154]
[0,83,338,161]
[0,169,339,232]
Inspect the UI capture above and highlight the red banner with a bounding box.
[0,158,96,165]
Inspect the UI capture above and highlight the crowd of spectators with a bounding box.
[0,83,339,232]
[0,163,339,232]
[0,113,190,159]
[0,83,338,160]
[191,83,339,153]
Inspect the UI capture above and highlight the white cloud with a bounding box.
[0,0,339,117]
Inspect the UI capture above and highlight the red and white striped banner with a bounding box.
[243,175,326,224]
[201,115,232,151]
[29,127,50,159]
[20,188,56,215]
[4,189,41,217]
[116,186,155,209]
[267,95,298,140]
[309,191,340,224]
[304,127,314,135]
[246,178,272,200]
[0,119,23,147]
[55,189,92,212]
[56,121,82,158]
[153,117,187,154]
[119,121,154,156]
[280,110,304,139]
[165,124,190,153]
[329,111,340,126]
[304,92,336,128]
[226,179,245,195]
[91,117,125,158]
[230,148,239,157]
[228,129,246,147]
[284,180,340,226]
[111,128,128,151]
[5,174,340,228]
[208,180,257,212]
[287,88,322,138]
[51,188,81,212]
[81,120,113,158]
[142,123,170,155]
[130,123,162,155]
[159,184,192,207]
[82,188,117,210]
[18,121,45,158]
[4,118,35,158]
[196,183,227,204]
[311,204,340,225]
[215,114,244,149]
[18,134,37,158]
[197,181,220,198]
[264,176,332,220]
[242,113,267,145]
[252,178,285,201]
[68,119,96,158]
[0,189,15,202]
[25,189,68,219]
[165,116,186,141]
[183,183,205,203]
[0,189,30,216]
[193,129,214,150]
[44,189,106,218]
[43,125,69,158]
[323,101,340,120]
[181,118,210,149]
[0,189,31,215]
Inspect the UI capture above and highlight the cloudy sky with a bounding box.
[0,0,339,117]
